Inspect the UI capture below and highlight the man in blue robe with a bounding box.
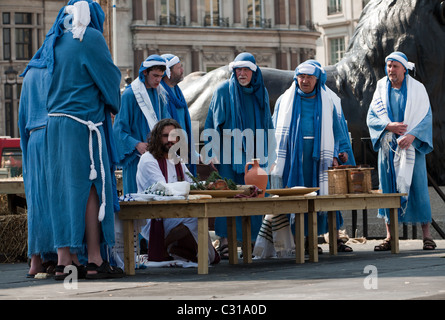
[204,52,276,258]
[160,54,198,176]
[113,55,171,194]
[270,60,352,255]
[18,66,57,277]
[367,51,435,251]
[29,0,123,279]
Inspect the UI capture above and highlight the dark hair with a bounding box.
[147,118,181,160]
[146,65,166,74]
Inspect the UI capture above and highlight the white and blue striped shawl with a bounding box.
[273,82,335,195]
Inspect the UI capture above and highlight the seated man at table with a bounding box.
[136,118,220,264]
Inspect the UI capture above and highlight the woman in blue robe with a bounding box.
[204,53,276,256]
[33,0,123,278]
[18,67,57,276]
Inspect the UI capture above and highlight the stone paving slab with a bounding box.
[0,240,444,302]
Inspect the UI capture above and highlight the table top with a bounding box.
[118,192,404,220]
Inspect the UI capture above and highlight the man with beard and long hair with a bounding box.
[136,119,220,264]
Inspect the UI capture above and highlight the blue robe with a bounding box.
[367,86,433,224]
[273,95,348,235]
[161,80,197,175]
[18,67,56,258]
[45,27,121,252]
[204,81,276,241]
[113,86,170,194]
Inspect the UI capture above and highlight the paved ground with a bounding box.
[1,239,444,302]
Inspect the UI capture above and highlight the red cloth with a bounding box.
[147,157,185,261]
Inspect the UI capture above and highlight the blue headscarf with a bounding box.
[21,0,105,76]
[228,52,272,174]
[138,54,169,83]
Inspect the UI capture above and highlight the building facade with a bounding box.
[1,0,320,138]
[312,0,370,66]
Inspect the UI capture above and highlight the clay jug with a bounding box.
[244,158,268,197]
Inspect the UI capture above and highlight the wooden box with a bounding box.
[328,166,373,194]
[328,169,348,194]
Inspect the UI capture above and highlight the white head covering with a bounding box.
[65,1,91,41]
[385,51,415,74]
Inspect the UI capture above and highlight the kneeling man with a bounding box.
[136,118,220,264]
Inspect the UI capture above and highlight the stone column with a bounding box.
[191,46,202,72]
[146,0,155,21]
[233,0,241,26]
[132,0,142,20]
[190,0,198,25]
[299,0,306,28]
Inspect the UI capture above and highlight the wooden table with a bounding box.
[118,192,404,275]
[0,178,26,213]
[118,195,311,275]
[311,193,403,255]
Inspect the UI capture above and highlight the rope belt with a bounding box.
[49,113,106,222]
[29,125,46,135]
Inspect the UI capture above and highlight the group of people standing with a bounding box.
[19,0,436,280]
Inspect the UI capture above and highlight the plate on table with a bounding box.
[265,187,319,196]
[189,189,246,198]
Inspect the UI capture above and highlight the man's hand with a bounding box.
[398,134,415,150]
[386,122,407,136]
[136,142,148,155]
[338,152,348,163]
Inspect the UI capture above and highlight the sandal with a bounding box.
[54,262,86,281]
[217,244,229,260]
[337,240,353,252]
[423,237,437,250]
[85,261,125,279]
[304,238,323,255]
[374,239,391,252]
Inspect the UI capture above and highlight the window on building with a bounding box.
[328,0,342,15]
[160,0,184,26]
[329,37,345,64]
[3,28,11,60]
[204,0,222,27]
[1,11,40,60]
[15,28,32,60]
[4,84,14,137]
[247,0,262,28]
[14,13,33,60]
[4,83,21,137]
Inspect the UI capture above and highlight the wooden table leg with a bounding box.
[295,213,305,264]
[197,217,209,274]
[389,208,399,254]
[227,217,238,265]
[307,205,318,263]
[123,219,135,276]
[328,211,337,255]
[242,216,252,264]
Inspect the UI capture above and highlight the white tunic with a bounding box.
[136,152,196,240]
